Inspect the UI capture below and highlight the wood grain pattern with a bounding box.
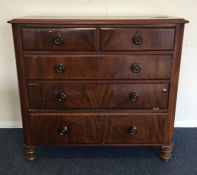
[102,115,166,144]
[11,25,33,146]
[24,55,172,80]
[100,28,175,51]
[30,115,100,144]
[22,28,96,51]
[8,17,188,161]
[27,83,169,109]
[7,16,189,25]
[30,114,166,145]
[165,24,185,144]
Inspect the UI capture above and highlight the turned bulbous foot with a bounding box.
[23,144,37,161]
[160,144,174,162]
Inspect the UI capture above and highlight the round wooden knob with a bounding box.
[56,64,65,73]
[162,88,168,93]
[128,125,137,135]
[132,33,143,45]
[58,126,68,135]
[130,63,141,73]
[129,92,139,102]
[57,92,67,102]
[54,33,64,45]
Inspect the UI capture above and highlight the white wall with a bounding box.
[0,0,196,127]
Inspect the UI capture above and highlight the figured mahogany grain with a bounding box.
[30,115,100,144]
[27,83,169,109]
[100,28,175,51]
[102,115,166,144]
[24,55,172,80]
[8,17,188,161]
[30,114,166,145]
[22,28,96,51]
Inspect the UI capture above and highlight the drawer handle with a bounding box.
[132,33,143,45]
[129,92,139,102]
[56,64,65,73]
[58,126,68,135]
[54,33,64,45]
[130,63,141,73]
[57,92,68,102]
[162,88,168,93]
[128,125,137,135]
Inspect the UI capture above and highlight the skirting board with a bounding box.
[175,121,197,128]
[0,121,22,128]
[0,121,197,128]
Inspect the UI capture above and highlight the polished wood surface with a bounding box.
[9,17,187,161]
[30,114,166,145]
[23,144,37,161]
[30,115,99,144]
[22,28,96,51]
[102,115,166,144]
[100,28,175,51]
[28,83,169,109]
[24,55,172,80]
[160,144,174,162]
[8,16,189,25]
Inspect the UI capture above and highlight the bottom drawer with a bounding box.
[102,115,166,144]
[30,115,99,144]
[30,114,167,145]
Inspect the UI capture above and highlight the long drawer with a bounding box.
[24,55,172,80]
[27,83,169,109]
[22,28,97,51]
[100,28,175,51]
[30,114,167,145]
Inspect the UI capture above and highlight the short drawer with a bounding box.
[102,114,166,144]
[22,28,96,51]
[24,55,172,80]
[30,114,99,144]
[100,28,175,51]
[28,83,169,109]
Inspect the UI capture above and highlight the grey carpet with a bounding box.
[0,128,196,175]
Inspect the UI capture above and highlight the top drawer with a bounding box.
[100,28,175,51]
[22,28,97,51]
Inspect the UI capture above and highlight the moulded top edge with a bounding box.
[7,16,189,25]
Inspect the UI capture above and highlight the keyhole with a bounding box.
[97,57,100,64]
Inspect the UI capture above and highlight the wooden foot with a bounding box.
[160,144,174,162]
[23,144,37,161]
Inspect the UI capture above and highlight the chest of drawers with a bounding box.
[8,16,188,161]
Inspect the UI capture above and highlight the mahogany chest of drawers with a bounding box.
[8,16,188,161]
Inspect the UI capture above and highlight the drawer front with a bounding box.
[24,55,172,80]
[102,114,166,144]
[30,114,166,145]
[100,28,175,51]
[22,28,96,51]
[28,83,169,109]
[30,115,100,144]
